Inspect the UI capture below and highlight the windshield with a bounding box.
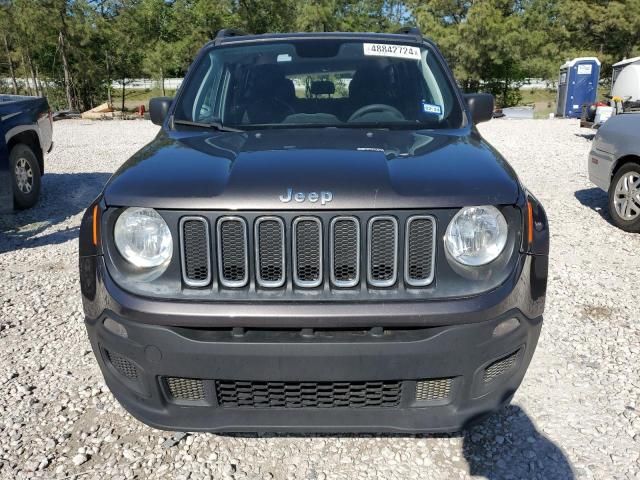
[174,39,464,130]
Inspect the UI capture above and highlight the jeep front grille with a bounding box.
[217,217,248,287]
[180,217,211,287]
[293,217,322,287]
[179,212,436,291]
[255,217,286,287]
[405,216,436,286]
[330,216,360,287]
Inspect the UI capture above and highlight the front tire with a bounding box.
[10,144,41,209]
[608,163,640,233]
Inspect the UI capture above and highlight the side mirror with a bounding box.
[464,93,494,124]
[149,97,173,126]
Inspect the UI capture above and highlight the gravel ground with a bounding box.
[0,118,638,480]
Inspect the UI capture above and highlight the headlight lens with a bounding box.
[444,206,508,266]
[114,207,173,268]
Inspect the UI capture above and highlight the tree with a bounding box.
[0,6,19,94]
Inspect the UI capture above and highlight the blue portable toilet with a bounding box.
[556,57,601,118]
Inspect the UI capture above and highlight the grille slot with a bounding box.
[215,380,402,408]
[292,217,322,287]
[330,217,360,287]
[368,216,398,287]
[415,378,452,401]
[106,350,138,379]
[484,351,520,383]
[405,216,436,287]
[255,217,285,288]
[217,217,249,287]
[179,217,211,287]
[165,377,205,401]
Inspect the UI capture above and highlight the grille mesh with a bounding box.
[177,213,438,290]
[256,218,285,286]
[369,218,398,286]
[181,218,210,286]
[216,380,402,408]
[415,378,452,401]
[406,217,435,286]
[484,351,519,383]
[294,218,322,286]
[106,350,137,379]
[165,377,205,401]
[218,218,248,286]
[331,218,359,286]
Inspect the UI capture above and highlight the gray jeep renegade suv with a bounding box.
[79,28,549,433]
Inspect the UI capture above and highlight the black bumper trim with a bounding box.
[86,311,542,433]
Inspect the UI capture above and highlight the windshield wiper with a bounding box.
[173,119,244,133]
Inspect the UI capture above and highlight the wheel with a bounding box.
[608,163,640,232]
[10,143,41,209]
[348,104,405,123]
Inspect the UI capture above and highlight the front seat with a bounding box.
[245,65,295,124]
[348,64,393,110]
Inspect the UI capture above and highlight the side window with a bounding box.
[192,55,223,122]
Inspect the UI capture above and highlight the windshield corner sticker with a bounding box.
[422,102,442,115]
[363,43,421,60]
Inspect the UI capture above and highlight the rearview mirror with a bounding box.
[149,97,173,126]
[464,93,494,124]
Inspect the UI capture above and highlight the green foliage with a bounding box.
[0,0,639,110]
[409,0,640,107]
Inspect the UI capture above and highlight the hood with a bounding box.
[104,127,520,210]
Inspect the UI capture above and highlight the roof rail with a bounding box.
[214,29,249,45]
[395,26,423,42]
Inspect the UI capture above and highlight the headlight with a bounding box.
[114,207,173,268]
[444,206,508,266]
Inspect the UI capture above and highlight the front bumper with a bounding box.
[588,147,614,192]
[82,254,546,433]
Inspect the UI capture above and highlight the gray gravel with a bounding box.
[0,118,639,480]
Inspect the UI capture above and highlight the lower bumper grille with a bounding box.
[166,377,205,401]
[415,378,452,401]
[483,350,520,383]
[215,380,402,408]
[106,350,138,379]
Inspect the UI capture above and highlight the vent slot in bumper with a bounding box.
[106,350,138,380]
[415,377,452,401]
[165,377,205,401]
[215,380,402,408]
[484,350,520,383]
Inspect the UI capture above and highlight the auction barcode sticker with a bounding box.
[363,43,421,60]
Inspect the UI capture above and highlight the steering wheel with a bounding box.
[348,104,405,123]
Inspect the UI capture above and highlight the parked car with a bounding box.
[588,113,640,232]
[0,94,53,211]
[79,28,549,433]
